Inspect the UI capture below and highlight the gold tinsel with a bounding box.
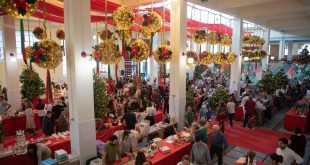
[257,38,265,47]
[112,6,133,30]
[98,29,112,41]
[56,28,65,40]
[220,33,232,46]
[143,11,162,33]
[200,51,213,66]
[98,40,122,64]
[1,0,38,19]
[141,27,152,39]
[250,35,260,45]
[25,46,33,59]
[243,34,252,45]
[154,44,173,64]
[33,27,47,40]
[213,52,229,64]
[128,39,149,62]
[226,52,237,64]
[186,50,199,66]
[35,39,62,69]
[192,30,208,45]
[208,31,220,45]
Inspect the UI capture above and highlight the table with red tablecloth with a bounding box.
[96,125,125,142]
[234,162,267,165]
[154,111,163,124]
[233,106,244,121]
[284,110,308,133]
[2,113,41,137]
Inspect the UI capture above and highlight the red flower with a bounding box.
[131,45,138,56]
[162,48,168,58]
[144,15,151,24]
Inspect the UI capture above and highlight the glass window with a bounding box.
[100,64,108,73]
[15,30,39,59]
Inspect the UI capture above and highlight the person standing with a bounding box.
[190,132,212,165]
[120,130,133,157]
[243,96,256,128]
[198,119,208,144]
[103,135,120,164]
[145,102,155,126]
[226,98,235,127]
[116,80,123,96]
[55,111,68,133]
[121,109,137,130]
[184,105,195,128]
[288,127,307,157]
[27,143,51,165]
[35,99,46,126]
[135,151,147,165]
[0,95,11,116]
[269,153,283,165]
[210,125,228,165]
[42,111,54,136]
[276,138,303,165]
[177,155,194,165]
[25,101,36,135]
[216,101,227,133]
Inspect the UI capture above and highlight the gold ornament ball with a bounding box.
[143,11,163,33]
[141,27,152,39]
[213,52,226,64]
[128,39,150,62]
[25,46,33,59]
[220,33,232,46]
[33,27,47,40]
[208,31,220,45]
[226,52,237,64]
[154,44,173,64]
[98,29,112,41]
[193,30,208,45]
[3,0,38,19]
[98,40,122,64]
[186,50,199,66]
[250,35,260,45]
[243,34,252,45]
[117,30,132,44]
[200,51,213,66]
[112,6,133,30]
[35,39,63,70]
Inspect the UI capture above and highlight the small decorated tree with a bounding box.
[19,66,45,99]
[210,86,229,109]
[93,75,110,119]
[257,67,276,94]
[186,87,195,110]
[274,68,289,87]
[194,65,202,80]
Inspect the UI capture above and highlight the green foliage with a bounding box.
[204,69,214,77]
[93,75,110,118]
[274,68,289,87]
[210,86,229,109]
[194,65,202,80]
[186,87,195,110]
[257,67,276,94]
[19,66,45,99]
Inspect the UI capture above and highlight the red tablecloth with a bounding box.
[284,110,308,133]
[2,113,41,137]
[234,162,267,165]
[233,106,244,121]
[96,125,125,142]
[154,111,163,124]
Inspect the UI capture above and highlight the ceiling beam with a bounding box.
[215,0,283,10]
[267,16,310,27]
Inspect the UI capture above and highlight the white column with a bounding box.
[64,0,96,164]
[261,28,270,71]
[229,17,243,99]
[169,0,187,130]
[278,34,285,59]
[2,16,21,115]
[149,56,158,85]
[287,41,293,60]
[292,43,299,56]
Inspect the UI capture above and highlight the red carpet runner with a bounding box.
[223,123,290,154]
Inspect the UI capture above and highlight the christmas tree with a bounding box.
[186,87,195,110]
[274,68,289,87]
[210,86,228,109]
[257,67,276,94]
[19,66,45,99]
[298,45,309,63]
[93,74,110,118]
[194,64,202,80]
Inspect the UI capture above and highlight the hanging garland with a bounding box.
[142,11,162,33]
[199,51,213,66]
[112,6,133,30]
[98,29,112,41]
[154,44,173,64]
[56,28,65,40]
[220,33,232,46]
[193,29,208,44]
[207,31,220,45]
[186,50,199,66]
[126,39,149,62]
[30,39,62,69]
[0,0,38,19]
[33,26,47,40]
[98,40,122,64]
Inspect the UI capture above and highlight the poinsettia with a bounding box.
[30,42,46,63]
[157,47,172,60]
[143,13,152,26]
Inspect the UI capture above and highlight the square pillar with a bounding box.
[64,0,96,164]
[278,34,285,59]
[169,0,187,130]
[261,28,270,71]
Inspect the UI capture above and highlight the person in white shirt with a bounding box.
[276,138,303,165]
[177,155,194,165]
[226,98,236,127]
[0,95,11,116]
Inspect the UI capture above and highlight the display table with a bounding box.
[154,111,163,124]
[284,110,308,133]
[233,106,244,121]
[96,125,125,142]
[1,113,41,137]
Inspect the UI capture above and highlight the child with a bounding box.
[248,114,256,130]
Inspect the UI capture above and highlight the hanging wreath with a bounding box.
[33,27,47,40]
[116,30,132,44]
[154,44,173,64]
[126,39,149,62]
[243,34,252,45]
[31,39,62,69]
[0,0,38,18]
[98,29,112,41]
[98,41,122,64]
[25,45,33,59]
[142,11,163,33]
[186,50,199,66]
[220,33,232,46]
[192,29,208,44]
[56,28,65,40]
[199,51,213,65]
[213,52,227,64]
[208,31,220,45]
[112,6,133,30]
[226,52,237,64]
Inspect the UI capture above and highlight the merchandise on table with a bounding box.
[41,158,57,165]
[13,130,28,155]
[159,146,171,153]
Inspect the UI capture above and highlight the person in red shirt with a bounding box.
[243,96,256,128]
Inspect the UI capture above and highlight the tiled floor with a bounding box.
[213,108,310,165]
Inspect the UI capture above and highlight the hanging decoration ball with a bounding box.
[32,39,62,69]
[257,37,265,47]
[199,51,213,66]
[126,39,149,62]
[98,29,112,41]
[25,45,33,59]
[98,40,123,64]
[220,33,232,46]
[154,44,173,64]
[116,30,132,44]
[242,34,252,45]
[226,52,237,64]
[208,31,220,45]
[1,0,38,19]
[112,6,133,30]
[213,52,227,64]
[186,50,199,66]
[141,27,152,39]
[192,29,208,45]
[56,28,65,40]
[142,11,163,33]
[250,35,260,45]
[33,26,47,40]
